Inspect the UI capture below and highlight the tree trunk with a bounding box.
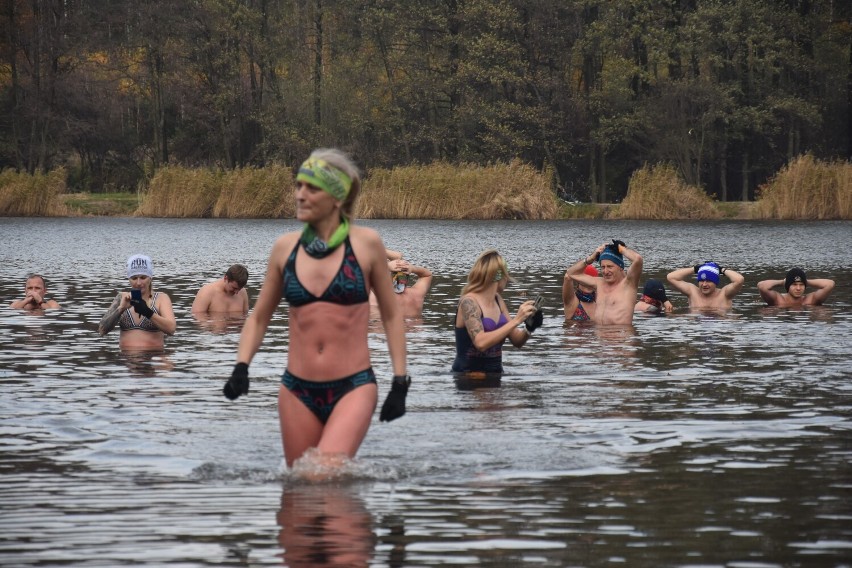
[720,138,728,201]
[313,0,323,127]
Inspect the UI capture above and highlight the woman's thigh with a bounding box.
[278,386,324,467]
[318,383,378,458]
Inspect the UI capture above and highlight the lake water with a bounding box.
[1,217,850,567]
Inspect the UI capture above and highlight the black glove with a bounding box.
[130,298,155,318]
[223,362,250,400]
[693,263,703,273]
[525,308,543,333]
[379,375,410,422]
[611,239,626,252]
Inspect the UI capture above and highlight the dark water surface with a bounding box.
[1,217,851,567]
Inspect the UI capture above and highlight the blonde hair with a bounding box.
[462,249,510,295]
[304,148,362,220]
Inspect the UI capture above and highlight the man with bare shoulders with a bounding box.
[758,268,834,307]
[667,261,744,310]
[191,264,249,314]
[369,259,433,318]
[10,274,60,310]
[566,240,643,325]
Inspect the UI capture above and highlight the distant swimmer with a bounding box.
[452,250,539,375]
[758,268,835,307]
[562,262,598,322]
[634,279,673,314]
[9,274,60,310]
[191,263,250,314]
[98,254,176,350]
[566,239,643,325]
[667,261,744,310]
[369,258,433,318]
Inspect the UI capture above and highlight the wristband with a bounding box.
[392,374,411,387]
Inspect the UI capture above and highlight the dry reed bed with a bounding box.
[137,160,559,220]
[0,168,68,216]
[610,163,721,220]
[360,160,558,219]
[754,154,852,220]
[5,156,850,220]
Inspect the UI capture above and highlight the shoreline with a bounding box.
[52,193,760,220]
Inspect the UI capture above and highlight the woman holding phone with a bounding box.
[452,249,540,375]
[98,254,176,350]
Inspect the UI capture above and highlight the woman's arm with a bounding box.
[152,294,177,335]
[502,296,536,348]
[236,236,287,364]
[461,295,536,351]
[98,294,126,336]
[370,234,407,376]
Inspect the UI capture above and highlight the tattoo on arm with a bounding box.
[460,297,484,341]
[98,295,122,336]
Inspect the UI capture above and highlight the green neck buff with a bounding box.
[300,217,350,258]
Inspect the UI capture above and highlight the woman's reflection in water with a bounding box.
[121,350,175,377]
[277,484,376,568]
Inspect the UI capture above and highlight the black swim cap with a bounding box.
[643,279,667,303]
[784,268,807,291]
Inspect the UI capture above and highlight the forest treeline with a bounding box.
[2,0,850,203]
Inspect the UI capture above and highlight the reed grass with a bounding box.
[359,160,559,220]
[557,202,609,219]
[610,163,721,219]
[137,166,220,217]
[0,168,68,216]
[754,154,852,220]
[213,165,293,218]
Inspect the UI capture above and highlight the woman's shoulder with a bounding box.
[273,231,301,251]
[349,224,382,244]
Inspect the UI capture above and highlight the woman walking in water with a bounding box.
[223,148,409,469]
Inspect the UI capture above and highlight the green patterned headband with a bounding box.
[296,158,353,201]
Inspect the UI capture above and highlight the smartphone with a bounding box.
[130,289,142,301]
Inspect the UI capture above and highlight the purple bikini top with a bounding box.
[482,312,509,332]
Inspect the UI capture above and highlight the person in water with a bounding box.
[191,263,250,314]
[452,249,540,374]
[757,268,835,307]
[634,278,673,314]
[562,262,599,322]
[565,240,643,325]
[369,258,433,318]
[10,274,60,310]
[98,254,176,350]
[667,261,744,310]
[223,148,408,469]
